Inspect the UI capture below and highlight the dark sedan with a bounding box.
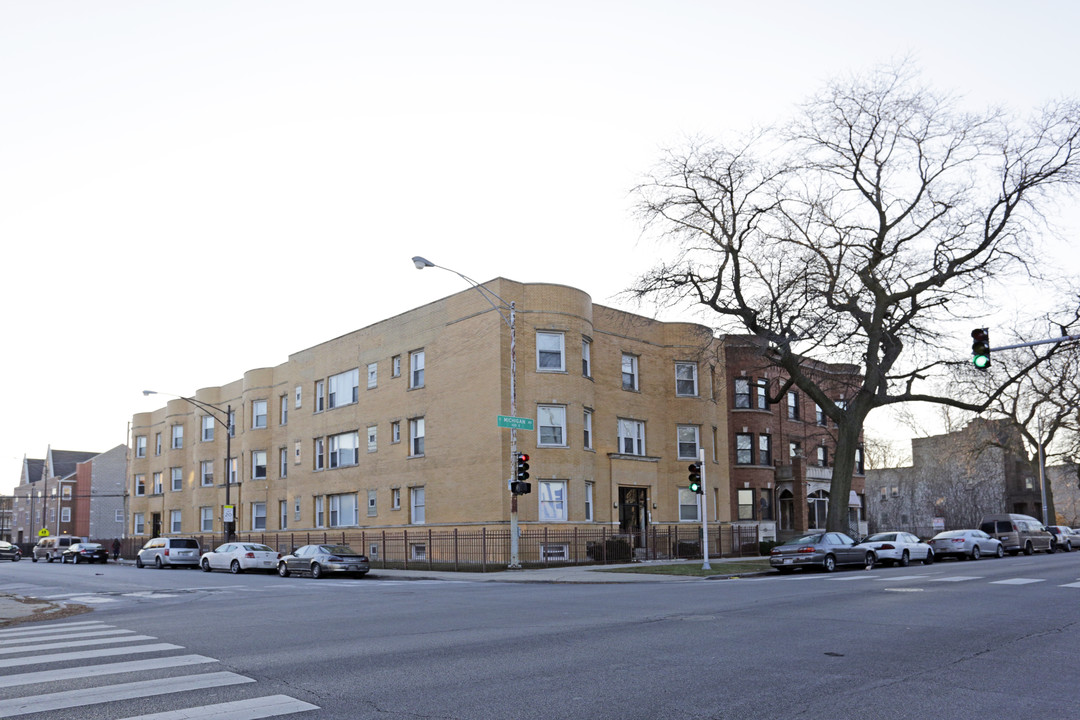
[770,531,876,573]
[61,542,109,564]
[277,544,369,578]
[0,541,21,561]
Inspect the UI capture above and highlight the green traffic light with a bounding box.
[689,481,701,493]
[973,354,990,369]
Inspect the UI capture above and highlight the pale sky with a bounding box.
[3,1,1079,493]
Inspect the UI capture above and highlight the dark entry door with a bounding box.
[618,487,648,549]
[151,513,162,538]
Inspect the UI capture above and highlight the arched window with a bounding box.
[808,490,829,529]
[778,490,794,530]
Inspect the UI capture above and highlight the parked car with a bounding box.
[0,541,21,561]
[770,532,876,573]
[856,532,934,567]
[277,544,370,578]
[31,536,88,563]
[929,529,1004,560]
[136,537,201,568]
[1046,526,1077,552]
[61,543,109,564]
[201,543,280,574]
[978,514,1054,555]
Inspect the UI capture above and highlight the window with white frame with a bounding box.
[410,486,425,524]
[328,431,359,468]
[315,380,325,412]
[62,485,72,499]
[677,425,700,460]
[392,488,401,510]
[133,512,145,535]
[735,433,753,464]
[409,418,425,456]
[201,506,213,532]
[367,362,377,388]
[585,481,594,521]
[583,409,593,450]
[392,355,401,377]
[367,425,377,452]
[368,489,377,517]
[61,506,71,523]
[410,350,425,388]
[294,497,301,522]
[279,448,288,478]
[280,395,288,425]
[228,409,235,437]
[755,379,769,410]
[155,432,162,455]
[201,416,214,441]
[252,451,267,479]
[252,502,266,530]
[294,440,301,463]
[153,472,163,494]
[135,436,146,458]
[675,362,698,396]
[539,480,567,521]
[295,385,302,408]
[758,434,772,465]
[135,474,145,496]
[315,496,324,527]
[328,493,358,527]
[328,368,360,408]
[171,467,182,491]
[537,405,566,447]
[279,500,288,529]
[617,418,645,455]
[252,400,268,428]
[536,332,565,371]
[787,391,800,420]
[621,354,639,391]
[679,488,700,521]
[817,445,828,467]
[314,438,325,470]
[581,338,591,377]
[391,421,400,444]
[171,424,183,449]
[738,489,755,520]
[815,403,826,425]
[115,509,124,523]
[170,509,182,533]
[228,457,237,484]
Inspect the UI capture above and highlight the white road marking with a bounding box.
[929,576,983,582]
[116,694,320,719]
[0,620,109,636]
[0,654,216,688]
[1059,582,1080,588]
[0,628,134,646]
[875,575,928,582]
[0,643,184,668]
[0,634,157,656]
[990,578,1044,585]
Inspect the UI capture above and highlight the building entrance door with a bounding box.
[618,487,648,549]
[151,513,162,538]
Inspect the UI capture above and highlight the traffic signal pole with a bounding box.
[699,449,710,571]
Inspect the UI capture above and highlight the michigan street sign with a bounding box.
[497,415,534,431]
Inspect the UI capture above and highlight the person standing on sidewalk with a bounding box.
[112,538,121,561]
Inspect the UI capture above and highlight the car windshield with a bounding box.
[789,533,825,545]
[864,534,895,542]
[320,545,357,555]
[934,531,964,539]
[244,544,274,552]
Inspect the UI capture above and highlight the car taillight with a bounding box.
[951,538,965,543]
[244,552,255,558]
[327,556,343,562]
[877,544,895,550]
[770,548,781,555]
[164,549,170,555]
[796,546,816,554]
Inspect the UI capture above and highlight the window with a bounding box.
[197,461,212,487]
[228,457,237,484]
[367,362,377,388]
[295,385,302,409]
[392,355,401,377]
[294,440,301,463]
[201,507,213,532]
[392,488,401,510]
[536,332,565,371]
[170,509,182,533]
[171,467,182,491]
[314,438,325,470]
[890,485,899,498]
[315,496,324,528]
[816,445,828,467]
[880,487,888,502]
[294,497,301,522]
[677,425,700,460]
[738,489,755,520]
[409,418,425,456]
[808,490,829,529]
[787,391,800,420]
[62,485,72,499]
[756,379,769,410]
[410,487,425,524]
[328,368,359,408]
[391,421,401,443]
[329,493,358,527]
[583,409,593,450]
[315,380,325,412]
[790,441,802,460]
[617,419,645,455]
[679,488,700,522]
[367,425,377,453]
[734,379,751,408]
[539,481,567,521]
[410,350,425,388]
[252,502,266,530]
[280,395,288,426]
[115,509,124,523]
[252,400,267,428]
[855,447,865,474]
[279,500,288,530]
[538,405,567,447]
[368,489,377,517]
[675,362,698,396]
[228,409,235,437]
[135,436,146,458]
[155,433,162,455]
[280,448,288,478]
[153,472,163,494]
[815,403,826,426]
[171,424,183,449]
[758,434,772,465]
[133,512,145,535]
[61,506,71,523]
[328,431,359,468]
[621,354,639,391]
[135,474,146,496]
[582,338,591,377]
[411,543,427,561]
[201,416,215,441]
[585,482,594,521]
[735,433,753,465]
[252,451,267,479]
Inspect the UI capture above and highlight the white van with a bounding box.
[31,535,88,563]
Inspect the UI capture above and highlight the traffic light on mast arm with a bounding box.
[511,452,531,495]
[688,462,703,494]
[971,328,991,370]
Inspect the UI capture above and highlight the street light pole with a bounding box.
[412,256,523,568]
[143,391,234,542]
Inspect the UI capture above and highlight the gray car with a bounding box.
[770,532,876,573]
[928,529,1004,560]
[136,537,201,568]
[277,544,369,578]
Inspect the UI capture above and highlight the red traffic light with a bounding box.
[518,453,529,463]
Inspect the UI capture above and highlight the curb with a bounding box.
[0,594,93,629]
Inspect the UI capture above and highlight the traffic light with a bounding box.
[511,453,531,495]
[688,462,702,494]
[971,328,991,370]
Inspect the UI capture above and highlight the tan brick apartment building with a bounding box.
[128,279,864,553]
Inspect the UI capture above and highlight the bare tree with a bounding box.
[631,63,1080,532]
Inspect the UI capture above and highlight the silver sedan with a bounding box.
[929,529,1004,560]
[200,543,280,573]
[277,544,370,579]
[770,532,876,573]
[857,532,934,567]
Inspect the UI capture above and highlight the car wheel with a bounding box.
[73,555,79,565]
[1024,542,1034,556]
[995,545,1004,558]
[201,559,212,572]
[46,555,53,563]
[310,563,323,579]
[155,556,163,569]
[971,546,981,560]
[899,551,910,568]
[278,562,290,577]
[822,555,836,573]
[864,552,875,570]
[136,556,144,568]
[923,550,935,565]
[1046,543,1056,554]
[1067,542,1073,552]
[31,556,37,563]
[230,560,242,574]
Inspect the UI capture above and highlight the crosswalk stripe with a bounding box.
[0,620,108,636]
[0,671,254,717]
[0,642,184,669]
[1060,582,1080,588]
[0,628,134,646]
[929,576,982,582]
[0,634,157,656]
[0,654,216,688]
[990,578,1044,585]
[874,575,928,581]
[116,694,320,719]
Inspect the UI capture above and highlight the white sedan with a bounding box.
[200,542,280,574]
[856,531,935,567]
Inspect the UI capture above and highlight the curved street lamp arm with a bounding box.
[411,256,513,328]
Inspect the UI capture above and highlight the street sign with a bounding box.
[497,415,534,431]
[223,505,235,522]
[37,528,49,537]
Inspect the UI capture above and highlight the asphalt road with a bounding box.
[2,552,1079,719]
